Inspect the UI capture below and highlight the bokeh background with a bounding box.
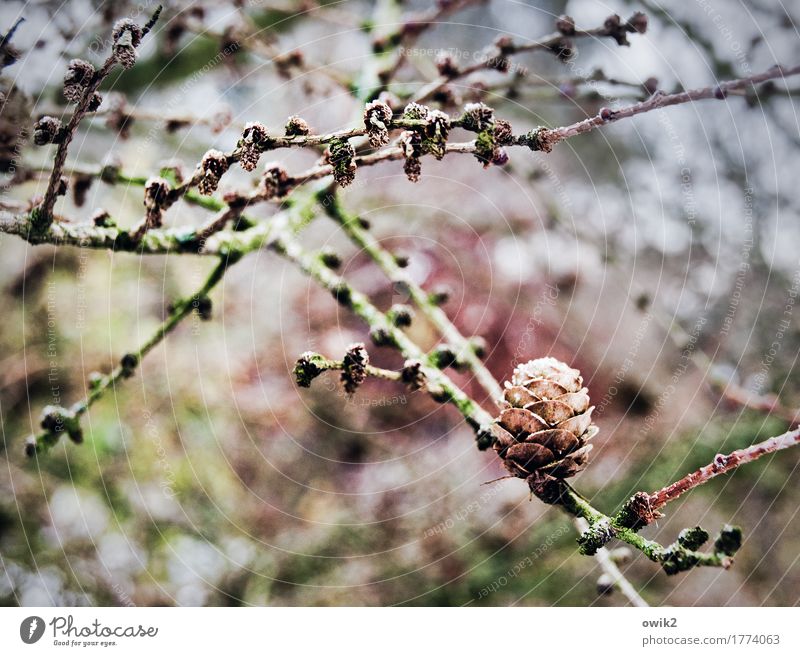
[1,0,799,606]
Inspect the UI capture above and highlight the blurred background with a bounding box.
[1,0,799,606]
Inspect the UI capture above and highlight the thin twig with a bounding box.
[26,256,232,454]
[410,14,648,103]
[322,191,504,405]
[647,427,800,513]
[272,220,496,440]
[536,64,800,149]
[35,7,163,230]
[574,518,649,607]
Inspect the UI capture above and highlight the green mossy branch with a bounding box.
[293,351,402,388]
[26,255,233,456]
[554,484,741,575]
[318,189,503,406]
[16,183,496,454]
[271,215,496,445]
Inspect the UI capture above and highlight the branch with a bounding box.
[321,190,503,405]
[272,217,496,445]
[531,64,800,152]
[368,0,484,98]
[26,254,232,455]
[18,189,496,453]
[34,6,163,231]
[292,346,452,399]
[409,12,649,103]
[553,484,740,575]
[574,518,649,607]
[646,427,800,515]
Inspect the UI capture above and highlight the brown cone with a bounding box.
[493,357,596,481]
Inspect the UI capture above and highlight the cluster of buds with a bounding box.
[198,149,230,195]
[602,12,648,46]
[143,176,170,212]
[112,19,143,69]
[364,100,393,148]
[259,163,291,199]
[33,116,65,146]
[238,122,271,172]
[63,59,95,103]
[549,37,573,62]
[91,209,114,228]
[341,343,369,394]
[326,138,356,187]
[399,130,422,182]
[485,35,515,73]
[284,115,310,136]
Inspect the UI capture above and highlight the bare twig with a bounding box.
[372,0,484,94]
[410,12,649,103]
[532,64,800,150]
[647,427,800,513]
